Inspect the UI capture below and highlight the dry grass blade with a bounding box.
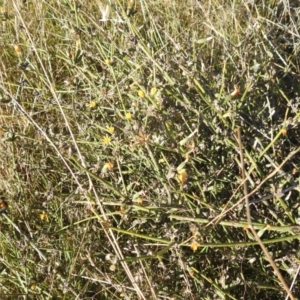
[236,127,295,300]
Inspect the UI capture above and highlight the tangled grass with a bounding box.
[0,0,300,299]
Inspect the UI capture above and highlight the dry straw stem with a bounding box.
[109,225,300,248]
[235,127,295,300]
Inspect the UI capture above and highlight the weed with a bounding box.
[0,0,300,299]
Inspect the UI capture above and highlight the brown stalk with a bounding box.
[236,128,294,300]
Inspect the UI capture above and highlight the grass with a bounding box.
[0,0,300,299]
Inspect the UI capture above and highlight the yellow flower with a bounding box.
[89,101,96,108]
[107,126,114,133]
[102,135,111,144]
[13,44,22,56]
[125,112,132,119]
[105,59,112,65]
[136,197,143,205]
[40,211,48,222]
[138,90,145,98]
[177,169,187,184]
[158,157,166,163]
[150,87,157,96]
[190,240,200,251]
[281,128,287,135]
[102,162,114,173]
[127,0,134,9]
[105,162,114,170]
